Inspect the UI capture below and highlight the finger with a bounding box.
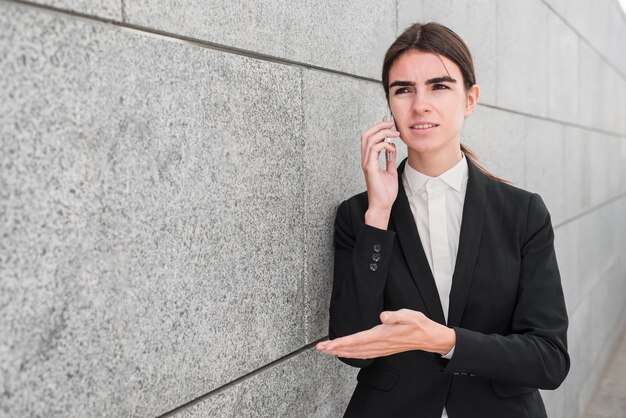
[324,339,384,356]
[327,342,402,359]
[362,128,399,166]
[316,342,328,350]
[361,121,396,157]
[366,142,397,170]
[327,326,384,350]
[324,334,361,350]
[380,309,410,324]
[380,311,397,324]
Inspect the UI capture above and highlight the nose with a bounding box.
[411,92,432,114]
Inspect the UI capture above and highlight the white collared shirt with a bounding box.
[401,152,469,418]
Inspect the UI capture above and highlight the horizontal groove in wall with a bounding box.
[2,0,379,84]
[477,103,626,138]
[569,251,625,317]
[156,337,329,417]
[554,192,626,230]
[166,194,626,414]
[4,0,626,138]
[4,0,625,415]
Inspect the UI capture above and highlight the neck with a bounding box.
[407,145,463,177]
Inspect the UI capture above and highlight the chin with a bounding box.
[403,137,444,154]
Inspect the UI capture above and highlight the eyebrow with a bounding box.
[389,76,457,89]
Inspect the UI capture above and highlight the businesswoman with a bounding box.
[315,22,569,418]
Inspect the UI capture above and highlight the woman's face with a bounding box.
[388,49,478,156]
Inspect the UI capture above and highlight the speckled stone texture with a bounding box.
[301,68,405,342]
[174,348,359,417]
[2,0,626,417]
[124,0,397,80]
[26,0,121,20]
[0,3,308,416]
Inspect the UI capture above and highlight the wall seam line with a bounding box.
[2,0,625,137]
[1,0,381,83]
[567,252,623,316]
[477,103,626,138]
[155,338,329,417]
[553,192,626,230]
[538,0,626,83]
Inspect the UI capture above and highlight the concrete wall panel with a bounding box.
[524,118,566,226]
[301,69,397,342]
[578,39,604,131]
[589,133,613,208]
[496,0,548,117]
[610,5,626,75]
[461,106,526,188]
[0,3,309,416]
[563,126,591,220]
[547,10,579,124]
[124,0,396,80]
[1,0,625,417]
[26,0,121,19]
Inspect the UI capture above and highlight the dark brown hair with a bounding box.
[382,22,510,185]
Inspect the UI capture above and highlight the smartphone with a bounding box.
[384,117,396,162]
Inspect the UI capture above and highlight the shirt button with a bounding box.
[372,253,381,262]
[373,243,382,252]
[369,263,378,272]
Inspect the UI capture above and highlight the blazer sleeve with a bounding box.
[443,193,570,390]
[328,199,396,368]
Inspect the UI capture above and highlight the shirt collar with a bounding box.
[403,152,469,196]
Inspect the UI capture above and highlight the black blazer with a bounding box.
[328,156,570,418]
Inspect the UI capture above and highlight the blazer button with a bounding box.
[369,263,378,272]
[373,243,382,253]
[372,253,381,262]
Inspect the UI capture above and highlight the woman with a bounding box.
[315,22,569,418]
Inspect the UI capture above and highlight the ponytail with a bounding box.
[460,143,512,185]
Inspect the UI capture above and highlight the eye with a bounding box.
[394,87,411,95]
[432,83,449,90]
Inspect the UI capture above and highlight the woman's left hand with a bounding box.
[316,308,456,359]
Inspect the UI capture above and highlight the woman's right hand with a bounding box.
[360,116,400,229]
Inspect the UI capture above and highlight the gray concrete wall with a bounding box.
[0,0,624,417]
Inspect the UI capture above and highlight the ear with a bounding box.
[464,84,480,117]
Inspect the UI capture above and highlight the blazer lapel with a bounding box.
[390,158,446,325]
[447,156,486,327]
[390,156,487,327]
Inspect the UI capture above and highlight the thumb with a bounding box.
[380,310,402,324]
